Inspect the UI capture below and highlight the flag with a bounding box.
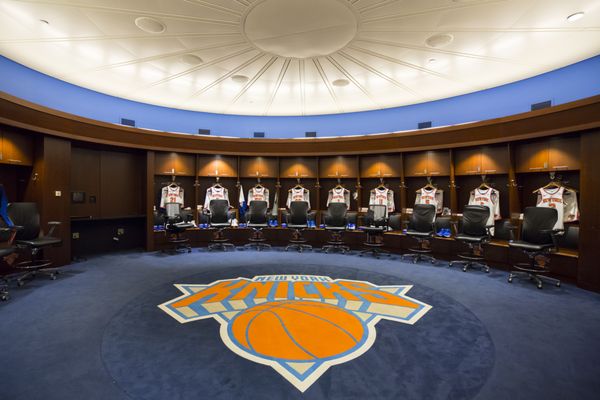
[238,185,247,220]
[271,189,279,218]
[0,184,14,227]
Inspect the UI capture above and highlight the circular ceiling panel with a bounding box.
[0,0,598,116]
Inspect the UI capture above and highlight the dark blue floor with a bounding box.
[1,249,600,400]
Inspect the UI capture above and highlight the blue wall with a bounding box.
[1,54,599,138]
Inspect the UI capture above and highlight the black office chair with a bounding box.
[508,207,562,289]
[163,204,194,254]
[449,205,493,272]
[322,203,349,253]
[0,225,21,301]
[244,201,271,251]
[285,201,312,252]
[207,199,234,251]
[8,202,63,285]
[359,204,390,258]
[402,204,437,264]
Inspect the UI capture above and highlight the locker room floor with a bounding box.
[1,249,599,400]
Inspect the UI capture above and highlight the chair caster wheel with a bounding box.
[17,280,24,287]
[1,295,8,301]
[462,267,467,272]
[50,274,57,280]
[508,277,513,283]
[537,284,543,289]
[556,282,561,287]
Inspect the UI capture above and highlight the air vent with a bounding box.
[418,121,432,129]
[531,100,551,111]
[305,131,317,138]
[198,129,211,135]
[253,132,265,138]
[121,118,136,127]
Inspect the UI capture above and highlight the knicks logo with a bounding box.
[158,275,432,392]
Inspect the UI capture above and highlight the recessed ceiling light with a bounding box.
[566,12,585,22]
[231,75,249,84]
[39,19,49,25]
[427,58,437,65]
[180,54,203,66]
[425,33,454,48]
[332,79,349,87]
[134,17,166,34]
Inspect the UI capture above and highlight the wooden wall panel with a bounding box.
[240,156,278,178]
[360,154,402,178]
[280,157,317,178]
[70,147,100,219]
[100,150,144,217]
[197,155,237,177]
[319,156,358,178]
[154,152,195,176]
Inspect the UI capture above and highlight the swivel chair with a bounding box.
[244,201,271,251]
[163,203,194,254]
[449,205,493,272]
[285,201,312,252]
[508,207,562,289]
[8,202,63,285]
[359,204,391,258]
[322,203,350,253]
[401,204,437,264]
[0,225,20,301]
[207,199,234,251]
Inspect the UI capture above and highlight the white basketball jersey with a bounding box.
[369,187,395,216]
[327,187,350,209]
[415,188,443,213]
[204,185,229,208]
[287,187,310,209]
[248,186,269,207]
[468,187,501,233]
[160,185,184,208]
[536,187,579,230]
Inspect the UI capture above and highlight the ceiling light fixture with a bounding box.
[180,54,203,66]
[425,33,454,48]
[134,17,166,34]
[427,58,437,65]
[332,79,350,87]
[231,75,249,84]
[566,12,585,22]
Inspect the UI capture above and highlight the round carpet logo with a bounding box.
[158,275,432,392]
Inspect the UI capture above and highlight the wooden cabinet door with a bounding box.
[454,147,481,175]
[427,150,450,175]
[1,130,33,166]
[155,152,194,175]
[481,145,508,174]
[197,155,237,177]
[360,154,401,177]
[516,141,549,173]
[319,156,357,178]
[548,136,580,171]
[280,157,317,178]
[240,156,277,177]
[404,152,429,177]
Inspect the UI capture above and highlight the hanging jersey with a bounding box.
[536,187,579,230]
[327,187,351,209]
[248,186,270,207]
[369,187,395,217]
[160,185,184,208]
[468,187,501,234]
[287,187,310,209]
[415,187,444,214]
[204,185,229,209]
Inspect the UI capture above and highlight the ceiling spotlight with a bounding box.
[425,33,454,48]
[566,12,585,22]
[135,16,166,34]
[180,54,203,66]
[39,19,49,25]
[231,75,249,84]
[332,79,349,87]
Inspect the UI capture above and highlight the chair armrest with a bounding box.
[347,211,357,226]
[47,221,61,236]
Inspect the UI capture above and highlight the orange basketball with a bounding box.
[230,300,366,361]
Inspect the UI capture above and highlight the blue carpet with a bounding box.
[1,249,600,400]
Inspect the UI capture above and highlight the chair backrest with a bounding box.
[165,202,181,218]
[248,201,268,224]
[461,205,490,236]
[326,203,347,227]
[8,202,40,240]
[368,204,387,226]
[557,224,578,250]
[209,199,230,224]
[289,201,309,225]
[409,204,436,232]
[492,219,512,240]
[521,207,558,245]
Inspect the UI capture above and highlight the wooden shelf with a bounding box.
[280,157,317,178]
[404,150,450,177]
[0,129,33,166]
[360,154,402,178]
[196,155,237,177]
[155,152,195,176]
[319,156,358,178]
[240,156,278,178]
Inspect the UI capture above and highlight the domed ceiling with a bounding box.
[0,0,599,116]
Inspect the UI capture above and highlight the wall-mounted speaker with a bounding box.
[253,132,265,138]
[120,118,136,127]
[531,100,552,111]
[198,129,211,135]
[305,131,317,137]
[418,121,432,129]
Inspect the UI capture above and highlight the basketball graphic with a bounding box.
[159,275,432,392]
[230,300,365,361]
